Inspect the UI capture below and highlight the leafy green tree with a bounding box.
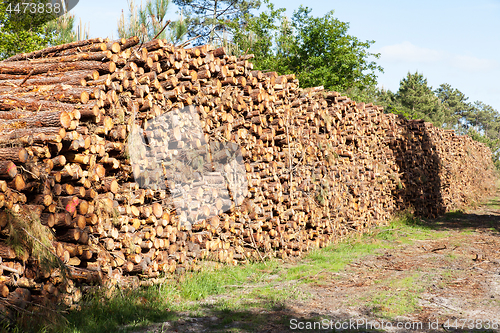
[343,84,380,104]
[0,1,55,59]
[118,0,187,44]
[0,1,88,60]
[288,7,382,94]
[233,4,382,97]
[2,0,60,31]
[231,1,287,69]
[172,0,261,45]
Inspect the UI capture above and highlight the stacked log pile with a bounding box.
[386,115,496,217]
[0,37,496,311]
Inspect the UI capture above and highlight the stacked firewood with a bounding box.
[385,115,497,217]
[0,37,496,311]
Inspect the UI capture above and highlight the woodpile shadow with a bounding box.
[390,118,446,218]
[413,211,500,233]
[388,116,497,219]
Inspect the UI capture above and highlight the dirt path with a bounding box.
[133,199,500,333]
[285,209,500,333]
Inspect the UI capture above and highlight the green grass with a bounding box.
[485,198,500,210]
[445,253,458,261]
[51,260,291,333]
[285,238,386,282]
[62,286,178,333]
[2,211,471,333]
[443,210,465,220]
[369,274,426,318]
[284,212,452,283]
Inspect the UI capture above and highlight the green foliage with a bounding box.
[377,72,500,168]
[375,87,413,118]
[57,261,278,332]
[0,1,88,60]
[289,7,382,93]
[230,1,286,71]
[169,14,188,45]
[435,88,500,168]
[172,0,261,45]
[45,14,89,46]
[396,71,445,125]
[466,101,500,138]
[3,0,59,31]
[233,3,382,95]
[2,209,67,279]
[118,0,187,44]
[434,83,471,130]
[342,84,380,104]
[61,286,175,333]
[0,0,54,59]
[467,128,500,169]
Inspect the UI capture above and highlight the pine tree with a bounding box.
[375,88,409,117]
[397,72,444,125]
[44,14,90,45]
[172,0,261,45]
[434,83,471,131]
[467,101,500,138]
[118,0,187,44]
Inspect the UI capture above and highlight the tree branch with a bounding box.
[215,0,238,18]
[153,20,171,39]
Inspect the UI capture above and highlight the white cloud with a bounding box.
[451,55,499,72]
[377,41,445,63]
[376,41,498,73]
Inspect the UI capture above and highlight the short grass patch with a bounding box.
[485,198,500,210]
[6,210,479,333]
[284,212,451,283]
[369,274,425,319]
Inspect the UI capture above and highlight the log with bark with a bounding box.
[0,36,496,312]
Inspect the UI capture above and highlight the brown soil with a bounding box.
[132,200,500,333]
[282,212,500,333]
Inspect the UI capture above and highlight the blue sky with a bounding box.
[73,0,500,111]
